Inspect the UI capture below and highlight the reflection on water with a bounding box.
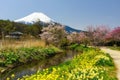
[0,50,79,80]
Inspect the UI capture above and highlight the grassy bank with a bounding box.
[0,46,62,73]
[68,43,89,52]
[18,46,116,80]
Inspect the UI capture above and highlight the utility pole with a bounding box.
[1,31,4,48]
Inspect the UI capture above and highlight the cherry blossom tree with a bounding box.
[105,27,120,46]
[111,27,120,41]
[93,26,110,45]
[86,26,110,46]
[78,32,89,47]
[40,25,68,47]
[66,32,79,44]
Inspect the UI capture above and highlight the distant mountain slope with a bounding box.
[64,26,82,33]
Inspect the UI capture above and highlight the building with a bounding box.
[5,31,23,39]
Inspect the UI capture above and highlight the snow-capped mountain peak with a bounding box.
[15,12,53,24]
[14,12,82,33]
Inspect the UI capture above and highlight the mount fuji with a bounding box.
[15,12,53,24]
[15,12,82,33]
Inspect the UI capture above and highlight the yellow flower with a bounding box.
[11,74,15,78]
[6,77,10,80]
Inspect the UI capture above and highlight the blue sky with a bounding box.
[0,0,120,30]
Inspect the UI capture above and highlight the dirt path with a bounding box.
[100,47,120,80]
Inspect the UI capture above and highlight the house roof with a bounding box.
[9,31,23,35]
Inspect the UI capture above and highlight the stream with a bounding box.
[0,50,79,80]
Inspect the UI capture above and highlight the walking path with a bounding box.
[100,47,120,80]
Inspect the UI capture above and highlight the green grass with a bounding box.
[69,43,92,52]
[18,46,117,80]
[109,46,120,51]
